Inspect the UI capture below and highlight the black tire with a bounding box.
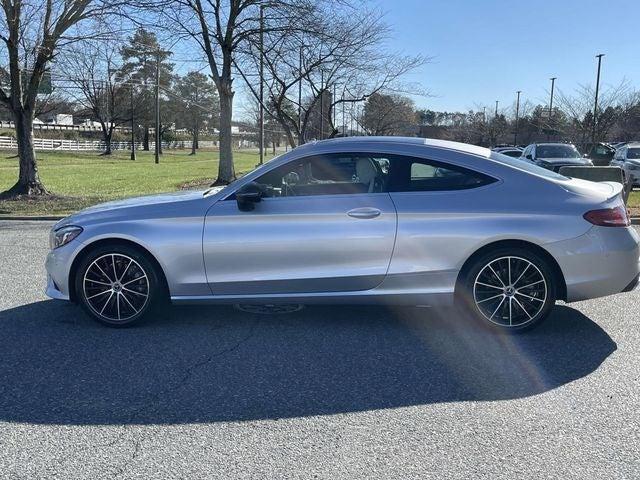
[74,244,165,327]
[457,247,557,332]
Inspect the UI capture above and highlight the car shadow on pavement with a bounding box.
[0,300,616,425]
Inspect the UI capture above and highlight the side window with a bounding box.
[388,156,496,192]
[252,154,389,197]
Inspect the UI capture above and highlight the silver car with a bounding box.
[610,142,640,187]
[45,137,640,331]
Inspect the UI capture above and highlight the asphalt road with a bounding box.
[1,221,639,479]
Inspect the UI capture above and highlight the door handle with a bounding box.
[347,207,382,219]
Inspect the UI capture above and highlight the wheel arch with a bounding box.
[68,238,169,303]
[455,239,567,301]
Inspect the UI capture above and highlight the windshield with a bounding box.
[203,153,284,196]
[627,148,640,160]
[490,152,568,180]
[536,145,581,159]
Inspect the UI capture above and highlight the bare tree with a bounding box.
[556,82,628,150]
[0,0,118,197]
[236,3,426,147]
[361,93,416,136]
[62,43,129,155]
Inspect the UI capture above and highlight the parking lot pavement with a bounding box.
[1,221,639,479]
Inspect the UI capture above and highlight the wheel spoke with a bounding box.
[118,259,133,282]
[508,257,512,285]
[476,281,503,290]
[123,286,148,297]
[488,264,506,287]
[489,296,506,320]
[477,293,504,304]
[116,292,121,320]
[87,289,111,300]
[515,291,544,302]
[509,297,513,326]
[513,296,532,320]
[123,275,146,286]
[93,262,113,283]
[120,291,138,312]
[512,264,530,288]
[99,291,114,315]
[85,279,111,287]
[517,279,544,290]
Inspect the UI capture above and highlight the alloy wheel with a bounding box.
[473,256,547,328]
[82,253,150,322]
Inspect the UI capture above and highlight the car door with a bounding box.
[202,153,397,295]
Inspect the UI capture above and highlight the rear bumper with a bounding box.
[545,226,640,302]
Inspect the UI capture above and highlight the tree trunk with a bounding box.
[1,110,48,197]
[214,87,235,185]
[143,127,150,151]
[190,128,197,155]
[100,122,113,155]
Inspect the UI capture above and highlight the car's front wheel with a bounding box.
[75,244,164,327]
[458,248,557,332]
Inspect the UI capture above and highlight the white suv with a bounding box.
[610,143,640,187]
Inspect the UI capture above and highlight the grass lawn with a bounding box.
[0,149,277,216]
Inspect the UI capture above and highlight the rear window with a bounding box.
[490,152,568,180]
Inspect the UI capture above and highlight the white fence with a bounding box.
[0,136,219,151]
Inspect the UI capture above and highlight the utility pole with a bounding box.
[154,48,160,164]
[514,90,521,146]
[494,100,499,118]
[298,44,303,146]
[548,77,557,141]
[592,54,605,145]
[130,83,136,161]
[342,96,346,136]
[258,4,265,165]
[319,69,324,139]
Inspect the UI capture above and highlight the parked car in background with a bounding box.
[46,137,639,333]
[610,142,640,187]
[521,143,593,172]
[585,142,616,166]
[492,147,523,158]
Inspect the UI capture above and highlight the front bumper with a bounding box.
[545,225,640,302]
[44,240,81,301]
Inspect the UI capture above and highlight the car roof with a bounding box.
[532,142,575,147]
[295,136,491,158]
[626,142,640,148]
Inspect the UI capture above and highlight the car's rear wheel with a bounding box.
[75,244,164,327]
[459,248,557,332]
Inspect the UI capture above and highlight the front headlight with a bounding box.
[50,225,83,249]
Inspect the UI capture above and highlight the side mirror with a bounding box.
[525,154,533,160]
[236,182,264,211]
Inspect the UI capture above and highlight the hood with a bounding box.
[55,189,211,229]
[537,157,591,165]
[81,190,206,214]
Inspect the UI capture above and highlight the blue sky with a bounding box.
[380,0,640,113]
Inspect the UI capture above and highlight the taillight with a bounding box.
[583,205,630,227]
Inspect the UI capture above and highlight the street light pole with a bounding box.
[548,77,557,141]
[258,4,265,165]
[297,44,303,146]
[514,90,521,146]
[592,54,605,145]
